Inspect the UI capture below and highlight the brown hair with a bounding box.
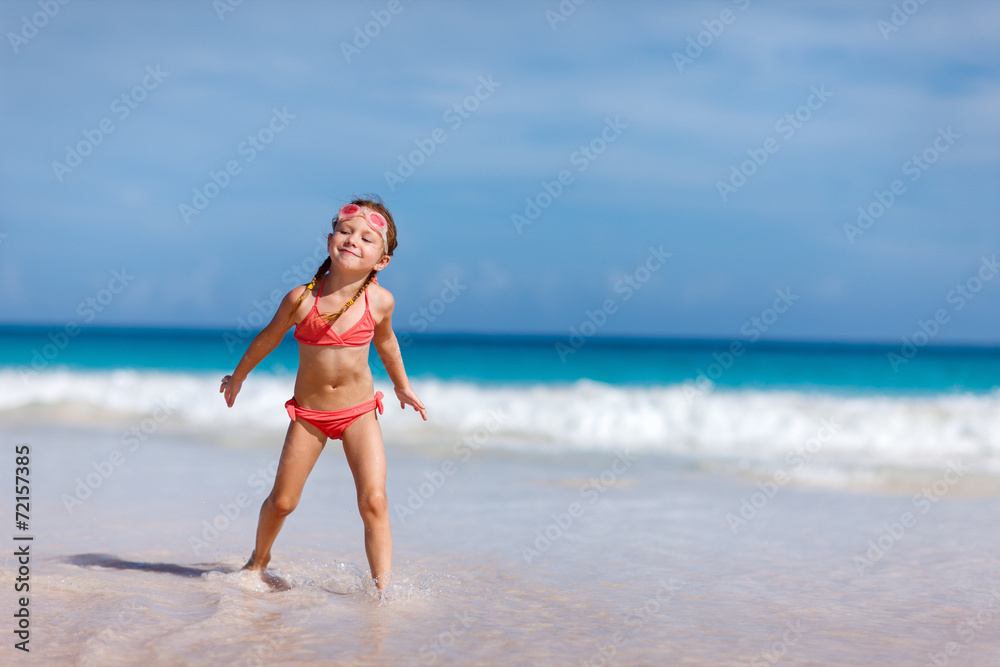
[288,195,397,325]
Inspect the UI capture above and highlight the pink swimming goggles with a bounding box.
[336,204,388,248]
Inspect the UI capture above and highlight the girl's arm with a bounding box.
[221,286,305,407]
[373,291,427,420]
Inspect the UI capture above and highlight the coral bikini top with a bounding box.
[293,275,376,347]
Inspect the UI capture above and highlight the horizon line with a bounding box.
[0,323,998,352]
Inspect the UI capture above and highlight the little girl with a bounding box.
[220,197,426,592]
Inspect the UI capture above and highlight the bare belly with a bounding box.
[292,343,375,410]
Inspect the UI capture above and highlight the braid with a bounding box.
[307,258,331,292]
[286,257,331,324]
[320,269,378,324]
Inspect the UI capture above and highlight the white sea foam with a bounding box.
[2,369,999,476]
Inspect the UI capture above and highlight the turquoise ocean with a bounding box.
[4,325,999,391]
[2,326,999,482]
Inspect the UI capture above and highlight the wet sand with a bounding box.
[2,422,999,666]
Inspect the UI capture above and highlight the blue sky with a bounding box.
[1,0,997,343]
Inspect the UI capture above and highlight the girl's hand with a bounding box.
[220,374,243,407]
[394,385,427,421]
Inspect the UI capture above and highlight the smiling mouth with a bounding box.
[338,248,359,257]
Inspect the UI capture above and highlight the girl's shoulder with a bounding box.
[284,283,313,304]
[279,283,315,320]
[366,280,394,315]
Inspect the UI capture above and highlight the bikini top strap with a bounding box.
[313,275,326,309]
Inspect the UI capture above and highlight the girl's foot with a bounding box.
[240,550,289,591]
[241,549,270,571]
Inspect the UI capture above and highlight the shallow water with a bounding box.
[2,423,999,666]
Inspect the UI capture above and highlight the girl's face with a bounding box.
[329,214,388,271]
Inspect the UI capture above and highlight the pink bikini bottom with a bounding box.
[284,391,384,440]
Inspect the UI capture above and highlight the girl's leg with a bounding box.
[244,419,327,570]
[340,410,392,590]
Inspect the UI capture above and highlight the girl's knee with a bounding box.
[268,493,299,517]
[358,492,388,521]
